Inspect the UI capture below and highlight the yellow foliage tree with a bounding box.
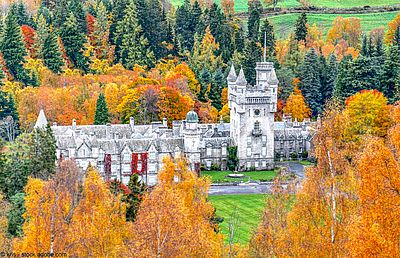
[0,193,12,252]
[385,12,400,45]
[326,17,361,48]
[283,86,311,122]
[125,157,223,257]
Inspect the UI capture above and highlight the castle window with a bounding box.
[246,162,251,168]
[254,121,260,131]
[222,147,227,156]
[207,147,212,156]
[254,109,260,116]
[262,136,267,143]
[247,147,251,156]
[255,161,259,168]
[247,136,251,144]
[262,147,267,156]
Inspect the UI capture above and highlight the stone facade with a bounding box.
[37,62,315,186]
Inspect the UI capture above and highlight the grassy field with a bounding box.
[209,194,267,243]
[202,170,278,183]
[269,11,399,38]
[307,0,400,8]
[171,0,399,12]
[170,0,301,12]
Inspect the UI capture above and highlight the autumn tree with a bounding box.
[221,0,234,16]
[283,85,311,122]
[326,17,361,48]
[125,157,223,257]
[0,193,12,251]
[384,12,400,45]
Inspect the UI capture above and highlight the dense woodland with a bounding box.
[0,0,400,256]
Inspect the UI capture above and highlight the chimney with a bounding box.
[72,119,76,129]
[163,117,168,127]
[129,117,135,130]
[52,122,57,127]
[106,123,112,139]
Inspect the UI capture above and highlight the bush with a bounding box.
[210,163,221,171]
[290,152,298,159]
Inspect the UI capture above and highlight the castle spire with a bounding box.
[263,31,267,62]
[236,67,247,85]
[227,63,237,82]
[34,109,48,129]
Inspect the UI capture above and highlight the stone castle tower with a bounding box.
[227,60,278,170]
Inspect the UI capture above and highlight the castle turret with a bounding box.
[183,110,201,170]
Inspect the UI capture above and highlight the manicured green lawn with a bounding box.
[307,0,400,8]
[202,169,278,183]
[269,11,399,38]
[209,194,266,244]
[299,160,315,166]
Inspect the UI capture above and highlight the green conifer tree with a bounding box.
[333,55,354,101]
[60,13,89,72]
[115,1,155,69]
[379,45,400,103]
[294,13,307,42]
[43,31,64,74]
[198,68,211,102]
[210,69,224,110]
[109,0,130,45]
[7,193,25,237]
[92,1,111,60]
[31,125,57,180]
[242,39,262,85]
[9,1,30,26]
[175,0,197,53]
[1,11,30,85]
[247,0,262,40]
[322,54,338,105]
[122,173,147,222]
[94,93,111,125]
[260,18,276,59]
[299,48,321,115]
[68,0,87,33]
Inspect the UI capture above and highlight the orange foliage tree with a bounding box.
[283,85,311,122]
[125,157,223,257]
[21,25,36,57]
[326,17,361,48]
[385,12,400,45]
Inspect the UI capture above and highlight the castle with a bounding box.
[35,61,314,186]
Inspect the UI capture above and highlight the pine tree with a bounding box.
[206,3,233,62]
[109,0,130,45]
[53,0,69,28]
[234,27,245,52]
[198,68,211,102]
[137,0,169,60]
[60,13,89,72]
[7,193,25,237]
[122,173,147,222]
[175,0,197,53]
[247,0,262,40]
[210,69,224,110]
[94,93,111,125]
[68,0,87,33]
[1,11,31,85]
[115,1,155,69]
[9,1,30,26]
[243,39,262,85]
[260,18,276,59]
[0,92,18,121]
[43,31,64,74]
[299,48,321,116]
[92,1,111,60]
[333,55,354,101]
[294,13,307,42]
[379,45,400,103]
[34,14,49,59]
[322,54,337,105]
[31,125,57,180]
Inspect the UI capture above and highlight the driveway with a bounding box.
[208,162,307,195]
